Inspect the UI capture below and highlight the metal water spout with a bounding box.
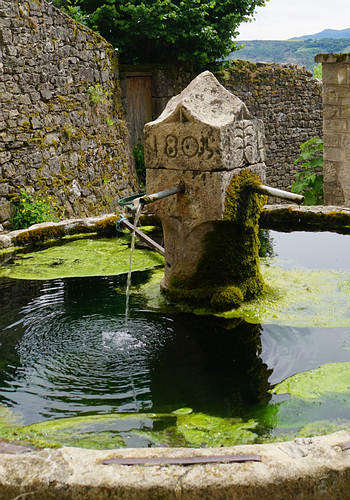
[118,183,185,256]
[254,185,304,204]
[119,183,185,213]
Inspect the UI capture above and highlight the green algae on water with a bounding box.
[218,262,350,327]
[0,412,260,450]
[253,362,350,442]
[0,235,164,280]
[272,362,350,400]
[131,264,350,328]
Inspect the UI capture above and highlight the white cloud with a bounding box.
[237,0,350,40]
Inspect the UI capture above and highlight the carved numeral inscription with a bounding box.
[182,136,199,157]
[165,135,178,157]
[198,136,214,160]
[164,134,214,160]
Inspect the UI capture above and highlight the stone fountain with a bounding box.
[144,71,268,310]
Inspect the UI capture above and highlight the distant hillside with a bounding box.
[231,38,350,70]
[290,27,350,40]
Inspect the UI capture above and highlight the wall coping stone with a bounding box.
[3,205,350,250]
[315,53,350,64]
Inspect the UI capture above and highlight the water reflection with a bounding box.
[149,316,272,416]
[0,275,271,424]
[1,273,350,429]
[270,230,350,271]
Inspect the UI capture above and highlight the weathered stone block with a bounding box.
[0,200,14,222]
[145,72,264,172]
[323,134,340,148]
[318,55,350,206]
[324,147,345,162]
[0,28,12,44]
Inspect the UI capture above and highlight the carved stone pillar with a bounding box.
[144,71,266,310]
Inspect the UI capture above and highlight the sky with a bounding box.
[237,0,350,40]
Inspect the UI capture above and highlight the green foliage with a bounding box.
[53,0,91,26]
[132,143,146,186]
[11,189,58,230]
[87,84,106,105]
[52,0,267,67]
[231,38,350,70]
[291,138,323,205]
[312,62,322,79]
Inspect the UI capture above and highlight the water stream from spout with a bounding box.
[125,202,142,326]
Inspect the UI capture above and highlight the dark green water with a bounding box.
[0,272,272,424]
[1,230,350,441]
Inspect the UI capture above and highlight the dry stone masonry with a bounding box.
[218,62,322,192]
[316,53,350,206]
[0,0,137,227]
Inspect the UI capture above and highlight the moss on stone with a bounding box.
[164,170,267,312]
[260,206,350,233]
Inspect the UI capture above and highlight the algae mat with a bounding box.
[257,361,350,441]
[221,261,350,328]
[0,236,164,280]
[1,363,350,449]
[133,263,350,328]
[0,410,258,450]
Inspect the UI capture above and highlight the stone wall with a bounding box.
[121,61,322,192]
[0,0,138,228]
[315,53,350,206]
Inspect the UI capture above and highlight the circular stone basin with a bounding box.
[1,228,350,497]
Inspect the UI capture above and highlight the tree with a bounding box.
[53,0,267,67]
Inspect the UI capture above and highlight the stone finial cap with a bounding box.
[144,71,265,171]
[148,71,250,127]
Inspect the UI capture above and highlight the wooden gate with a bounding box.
[120,72,152,147]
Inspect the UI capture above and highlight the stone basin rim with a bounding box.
[2,203,350,251]
[1,430,350,499]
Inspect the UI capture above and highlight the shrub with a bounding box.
[12,189,58,230]
[291,138,323,205]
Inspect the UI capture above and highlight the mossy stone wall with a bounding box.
[121,61,322,193]
[0,0,138,228]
